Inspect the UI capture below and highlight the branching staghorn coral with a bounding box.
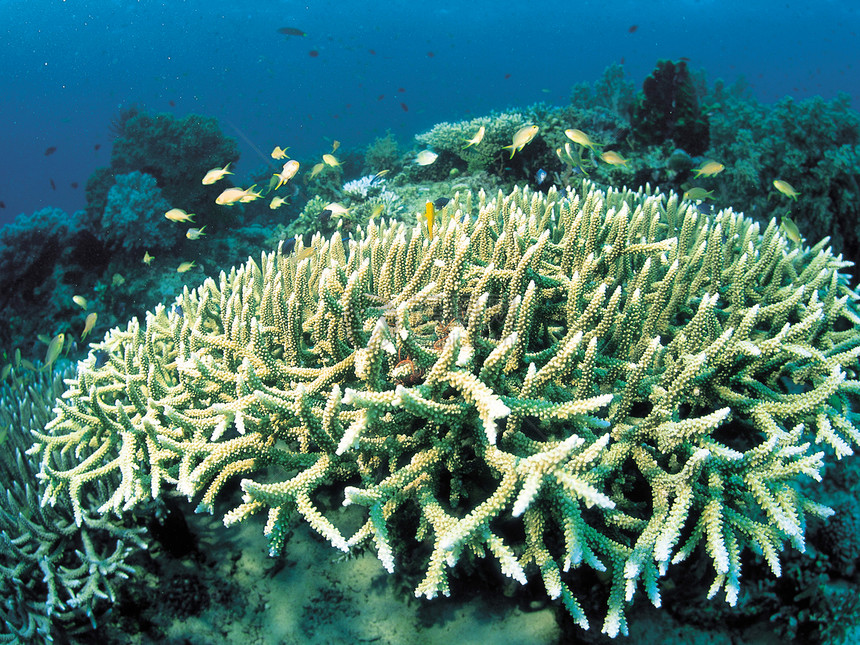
[0,365,145,644]
[33,181,860,636]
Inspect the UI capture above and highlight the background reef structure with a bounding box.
[33,181,860,636]
[632,59,711,157]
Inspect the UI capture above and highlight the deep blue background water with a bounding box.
[1,0,857,225]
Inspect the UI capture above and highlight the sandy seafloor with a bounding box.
[59,494,856,645]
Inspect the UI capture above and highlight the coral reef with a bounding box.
[101,172,177,253]
[33,180,860,637]
[415,112,530,175]
[86,111,239,231]
[362,131,402,176]
[0,364,146,643]
[705,90,860,266]
[0,207,112,354]
[569,62,636,119]
[632,60,711,156]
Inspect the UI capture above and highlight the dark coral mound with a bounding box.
[632,59,710,156]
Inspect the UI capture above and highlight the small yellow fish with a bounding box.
[142,251,154,265]
[683,187,714,201]
[331,140,341,153]
[600,151,628,166]
[81,312,98,340]
[780,215,802,244]
[42,333,65,372]
[215,185,260,205]
[693,161,725,177]
[503,125,539,158]
[270,196,287,209]
[310,162,325,179]
[295,246,315,262]
[324,202,351,215]
[322,153,341,167]
[565,128,598,151]
[186,226,206,240]
[271,146,289,160]
[370,204,385,219]
[425,201,436,240]
[177,261,196,273]
[463,126,486,148]
[562,142,577,163]
[415,150,438,166]
[273,160,300,189]
[773,179,800,200]
[165,208,195,222]
[201,163,233,185]
[72,295,88,310]
[371,169,390,182]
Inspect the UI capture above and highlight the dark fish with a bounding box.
[70,182,79,189]
[169,100,176,107]
[628,24,638,33]
[319,209,332,225]
[504,73,512,79]
[277,27,306,37]
[44,146,57,156]
[400,102,408,112]
[535,168,548,185]
[427,51,434,57]
[377,94,385,101]
[368,49,376,55]
[93,350,109,369]
[283,236,298,252]
[50,178,56,190]
[171,304,184,317]
[398,87,405,93]
[308,50,319,57]
[433,197,450,210]
[94,144,101,151]
[0,201,5,208]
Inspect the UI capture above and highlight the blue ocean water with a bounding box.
[0,0,857,224]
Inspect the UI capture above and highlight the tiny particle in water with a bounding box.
[398,87,405,92]
[44,146,57,156]
[71,182,79,189]
[309,50,319,57]
[400,102,408,112]
[628,24,638,33]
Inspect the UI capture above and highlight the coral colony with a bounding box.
[32,182,860,637]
